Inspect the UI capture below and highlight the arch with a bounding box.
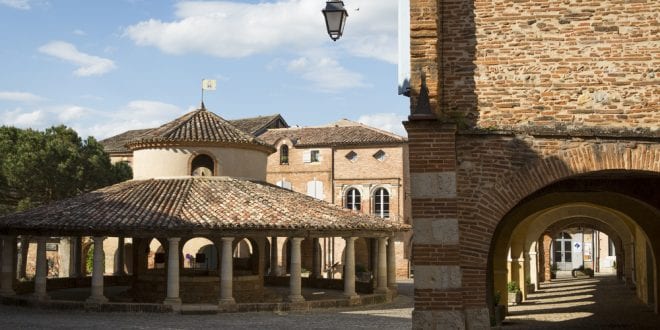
[344,187,361,211]
[190,153,216,176]
[182,237,217,270]
[147,238,165,270]
[233,238,259,275]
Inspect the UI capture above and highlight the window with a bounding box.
[311,150,320,162]
[345,151,358,162]
[279,145,289,165]
[303,149,321,163]
[191,154,214,176]
[374,188,390,218]
[306,179,324,200]
[373,150,386,161]
[345,188,361,211]
[276,179,292,190]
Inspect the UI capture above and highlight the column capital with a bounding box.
[221,237,234,243]
[342,236,357,243]
[167,237,181,243]
[291,237,304,243]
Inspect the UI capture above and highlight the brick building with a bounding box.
[259,119,412,278]
[404,0,659,328]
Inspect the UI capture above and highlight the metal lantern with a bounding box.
[322,1,348,41]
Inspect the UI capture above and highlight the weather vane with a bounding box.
[201,79,217,109]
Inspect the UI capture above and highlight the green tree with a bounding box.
[0,125,132,215]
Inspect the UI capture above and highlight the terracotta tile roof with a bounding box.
[0,177,408,237]
[229,114,288,136]
[259,119,407,147]
[124,109,273,151]
[99,129,151,153]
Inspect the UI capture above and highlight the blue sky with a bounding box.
[0,0,409,139]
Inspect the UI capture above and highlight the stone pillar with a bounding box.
[542,234,552,282]
[57,237,71,278]
[529,251,538,291]
[163,237,181,307]
[343,237,358,300]
[33,237,48,300]
[312,237,321,279]
[219,237,236,305]
[17,236,28,279]
[375,237,388,294]
[288,237,305,302]
[70,237,83,278]
[270,236,279,276]
[387,236,397,292]
[0,235,16,296]
[114,237,126,275]
[86,236,107,303]
[625,242,635,288]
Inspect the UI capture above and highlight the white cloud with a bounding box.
[38,41,117,77]
[285,56,368,92]
[0,91,44,102]
[124,0,398,63]
[357,113,407,137]
[2,108,45,127]
[0,0,30,10]
[73,29,87,36]
[0,100,184,139]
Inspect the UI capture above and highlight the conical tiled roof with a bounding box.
[0,177,409,237]
[125,108,273,152]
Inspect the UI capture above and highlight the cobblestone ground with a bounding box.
[0,281,413,330]
[503,274,660,329]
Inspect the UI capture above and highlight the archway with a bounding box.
[182,237,217,271]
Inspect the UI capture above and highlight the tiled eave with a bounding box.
[125,140,275,154]
[0,177,409,238]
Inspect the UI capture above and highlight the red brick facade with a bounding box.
[408,0,659,327]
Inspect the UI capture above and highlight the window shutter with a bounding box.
[303,150,311,163]
[306,180,324,200]
[283,181,292,190]
[315,181,324,200]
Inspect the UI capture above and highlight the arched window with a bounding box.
[345,188,361,211]
[191,154,214,176]
[374,188,390,219]
[280,145,289,165]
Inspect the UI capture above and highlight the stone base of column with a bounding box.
[345,294,360,306]
[85,295,108,304]
[217,298,238,312]
[32,292,49,301]
[375,287,389,294]
[163,297,182,311]
[287,294,305,303]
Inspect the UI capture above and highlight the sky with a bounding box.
[0,0,410,140]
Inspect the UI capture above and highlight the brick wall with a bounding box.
[410,0,659,131]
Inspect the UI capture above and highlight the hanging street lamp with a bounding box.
[322,1,349,41]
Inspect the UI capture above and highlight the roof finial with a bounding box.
[200,101,206,110]
[201,79,217,111]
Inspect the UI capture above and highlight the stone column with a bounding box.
[219,237,236,305]
[70,237,83,278]
[375,237,388,294]
[625,242,635,288]
[17,236,28,279]
[33,237,48,300]
[270,236,279,276]
[529,251,538,291]
[387,237,397,292]
[288,237,305,302]
[542,234,552,282]
[312,237,321,279]
[86,236,107,303]
[114,237,126,276]
[163,237,181,307]
[343,237,358,300]
[0,235,16,296]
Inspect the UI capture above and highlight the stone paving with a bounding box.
[0,280,414,329]
[503,274,660,329]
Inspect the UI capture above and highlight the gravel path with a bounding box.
[0,281,414,330]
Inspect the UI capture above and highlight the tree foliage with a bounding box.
[0,125,132,215]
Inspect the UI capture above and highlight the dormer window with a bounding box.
[191,154,215,176]
[345,151,358,162]
[280,145,289,165]
[373,150,386,161]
